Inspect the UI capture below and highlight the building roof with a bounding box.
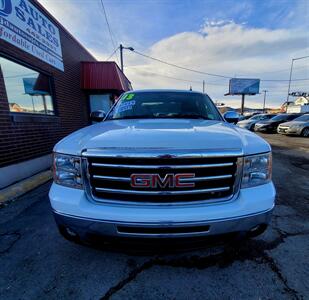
[81,62,132,93]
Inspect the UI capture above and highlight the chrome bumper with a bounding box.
[53,208,273,239]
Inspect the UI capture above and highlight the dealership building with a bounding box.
[0,0,131,188]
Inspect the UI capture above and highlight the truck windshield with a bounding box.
[106,92,222,121]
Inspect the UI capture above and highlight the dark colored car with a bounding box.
[254,113,303,133]
[237,114,276,131]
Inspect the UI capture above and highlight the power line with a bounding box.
[127,67,201,83]
[234,65,309,76]
[131,50,231,79]
[99,0,119,63]
[126,67,229,86]
[127,67,309,91]
[261,78,309,82]
[106,47,119,61]
[99,0,117,48]
[129,49,309,82]
[146,72,202,84]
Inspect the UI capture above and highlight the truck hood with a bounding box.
[54,119,271,156]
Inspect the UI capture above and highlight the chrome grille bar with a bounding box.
[91,162,234,169]
[94,186,230,195]
[82,149,243,158]
[93,175,131,182]
[93,174,233,182]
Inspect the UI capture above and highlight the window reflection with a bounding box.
[0,57,54,115]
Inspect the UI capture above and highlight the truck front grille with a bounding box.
[84,152,241,203]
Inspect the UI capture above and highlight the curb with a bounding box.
[0,170,52,206]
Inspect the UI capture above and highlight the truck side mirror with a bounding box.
[223,111,240,124]
[90,110,106,122]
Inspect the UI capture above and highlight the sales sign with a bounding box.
[0,0,64,71]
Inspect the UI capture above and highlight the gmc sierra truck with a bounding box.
[49,90,275,244]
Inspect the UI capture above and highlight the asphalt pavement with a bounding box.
[0,134,308,300]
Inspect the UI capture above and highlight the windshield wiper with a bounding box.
[108,115,154,121]
[108,114,211,121]
[160,113,210,120]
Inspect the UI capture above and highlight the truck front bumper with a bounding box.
[49,182,275,240]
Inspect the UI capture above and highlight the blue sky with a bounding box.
[39,0,309,108]
[97,0,307,48]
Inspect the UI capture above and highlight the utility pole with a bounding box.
[202,80,205,93]
[286,59,294,103]
[262,90,268,113]
[241,94,245,115]
[287,55,309,102]
[119,44,124,72]
[119,44,134,73]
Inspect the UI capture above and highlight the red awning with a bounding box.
[81,61,132,93]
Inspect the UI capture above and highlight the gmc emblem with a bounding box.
[130,173,196,188]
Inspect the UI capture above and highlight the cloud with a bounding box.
[123,21,308,108]
[37,0,309,108]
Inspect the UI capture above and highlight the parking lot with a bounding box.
[0,134,308,300]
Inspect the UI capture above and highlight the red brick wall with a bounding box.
[0,0,96,167]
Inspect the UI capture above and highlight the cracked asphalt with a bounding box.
[0,134,308,300]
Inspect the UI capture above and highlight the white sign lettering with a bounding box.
[0,0,63,71]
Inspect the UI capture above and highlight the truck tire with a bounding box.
[57,225,83,245]
[247,224,268,238]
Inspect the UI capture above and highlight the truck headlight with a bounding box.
[53,153,83,189]
[241,153,272,188]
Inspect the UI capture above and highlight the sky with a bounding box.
[38,0,309,108]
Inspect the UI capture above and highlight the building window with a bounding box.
[0,57,55,115]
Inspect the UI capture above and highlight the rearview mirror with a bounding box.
[223,111,240,124]
[90,110,106,122]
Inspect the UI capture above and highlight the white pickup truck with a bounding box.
[49,90,275,244]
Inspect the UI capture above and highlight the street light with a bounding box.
[119,44,134,72]
[262,90,268,113]
[287,55,309,102]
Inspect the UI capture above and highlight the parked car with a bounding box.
[277,114,309,137]
[254,113,302,133]
[50,90,275,245]
[238,114,247,121]
[237,114,276,131]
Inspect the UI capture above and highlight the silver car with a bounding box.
[237,114,276,131]
[277,114,309,137]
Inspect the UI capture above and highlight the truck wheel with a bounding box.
[247,224,268,238]
[301,128,309,137]
[57,225,83,245]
